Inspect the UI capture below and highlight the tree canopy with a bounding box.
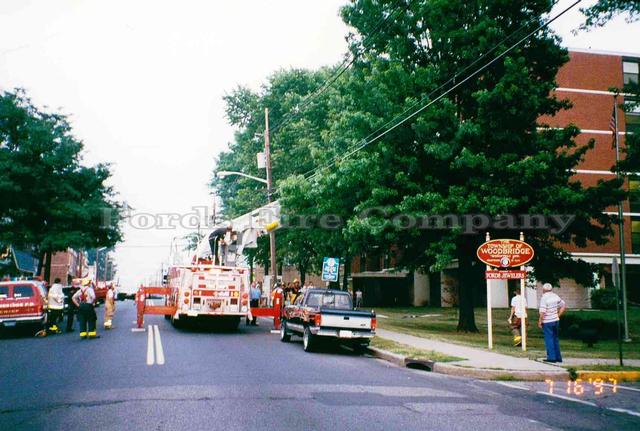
[213,0,630,331]
[0,89,123,274]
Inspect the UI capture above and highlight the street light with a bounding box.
[217,113,278,293]
[216,171,268,184]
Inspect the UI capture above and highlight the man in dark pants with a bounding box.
[65,282,79,332]
[538,283,566,363]
[246,282,262,326]
[72,279,99,339]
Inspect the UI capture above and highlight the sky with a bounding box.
[1,0,639,290]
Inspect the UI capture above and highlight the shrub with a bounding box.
[560,315,619,341]
[590,288,617,310]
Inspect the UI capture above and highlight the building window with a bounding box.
[632,217,640,254]
[631,179,640,213]
[625,97,640,135]
[623,61,639,85]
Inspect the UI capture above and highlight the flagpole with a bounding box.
[613,94,631,342]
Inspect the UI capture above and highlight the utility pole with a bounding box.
[264,108,278,292]
[613,95,630,341]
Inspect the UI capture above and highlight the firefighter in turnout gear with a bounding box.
[47,278,65,334]
[104,282,116,329]
[72,278,99,339]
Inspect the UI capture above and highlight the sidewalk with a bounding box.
[375,328,568,380]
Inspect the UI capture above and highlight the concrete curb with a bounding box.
[367,346,406,367]
[576,370,640,383]
[367,347,570,381]
[432,362,569,381]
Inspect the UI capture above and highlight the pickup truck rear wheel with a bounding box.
[280,321,291,342]
[303,327,316,352]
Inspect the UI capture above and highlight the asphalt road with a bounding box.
[0,302,638,431]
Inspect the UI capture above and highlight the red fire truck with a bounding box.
[136,202,283,330]
[165,263,250,330]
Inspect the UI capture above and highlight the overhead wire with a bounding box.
[268,0,416,136]
[300,0,576,182]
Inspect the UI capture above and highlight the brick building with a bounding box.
[350,49,639,309]
[46,249,87,285]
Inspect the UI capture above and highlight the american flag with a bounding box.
[609,105,617,149]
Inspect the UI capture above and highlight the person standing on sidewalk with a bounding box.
[72,279,99,339]
[538,283,566,363]
[355,290,363,308]
[47,278,65,334]
[508,290,527,346]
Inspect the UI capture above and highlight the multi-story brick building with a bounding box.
[351,49,639,309]
[542,49,639,307]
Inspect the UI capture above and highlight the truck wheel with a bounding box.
[280,321,291,342]
[352,340,370,354]
[227,316,240,331]
[303,327,316,352]
[171,315,183,329]
[164,314,171,320]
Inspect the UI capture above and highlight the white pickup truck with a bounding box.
[280,289,376,352]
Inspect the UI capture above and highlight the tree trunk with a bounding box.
[299,265,306,286]
[43,251,52,284]
[37,251,46,279]
[342,256,351,292]
[457,246,479,332]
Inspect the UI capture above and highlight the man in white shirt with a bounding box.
[538,283,566,363]
[508,290,527,346]
[47,278,65,334]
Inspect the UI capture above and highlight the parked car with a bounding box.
[0,280,48,331]
[280,288,376,352]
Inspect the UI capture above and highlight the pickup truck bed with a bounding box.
[281,289,376,352]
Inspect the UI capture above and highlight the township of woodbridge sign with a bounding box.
[476,239,534,268]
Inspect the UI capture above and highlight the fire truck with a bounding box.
[136,201,282,330]
[165,263,250,330]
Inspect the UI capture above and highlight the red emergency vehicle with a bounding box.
[163,262,249,329]
[0,280,48,330]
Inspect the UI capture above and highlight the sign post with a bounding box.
[612,257,625,367]
[477,235,535,351]
[321,257,340,284]
[485,232,493,349]
[519,232,527,352]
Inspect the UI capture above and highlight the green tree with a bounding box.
[335,0,624,331]
[0,89,123,278]
[213,68,351,277]
[580,0,640,28]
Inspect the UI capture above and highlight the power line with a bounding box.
[268,0,415,136]
[301,0,582,182]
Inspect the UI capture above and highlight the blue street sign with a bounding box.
[321,257,340,282]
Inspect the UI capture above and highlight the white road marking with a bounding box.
[146,325,155,366]
[536,391,597,407]
[131,328,146,332]
[153,324,165,365]
[496,382,528,391]
[270,330,280,334]
[603,383,640,393]
[608,408,640,418]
